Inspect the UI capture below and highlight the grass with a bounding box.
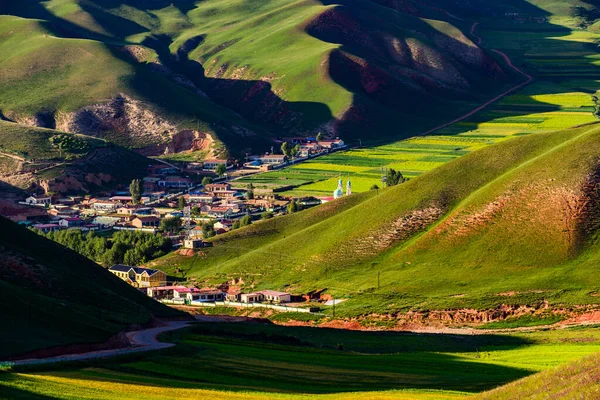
[0,120,104,161]
[237,1,600,197]
[0,0,512,156]
[4,323,600,398]
[478,352,600,399]
[0,217,181,359]
[0,120,154,191]
[152,122,600,317]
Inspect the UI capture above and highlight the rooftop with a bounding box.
[109,264,162,276]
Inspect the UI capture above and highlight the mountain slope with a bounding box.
[478,352,600,399]
[151,122,600,317]
[0,120,153,194]
[0,217,181,359]
[0,0,512,155]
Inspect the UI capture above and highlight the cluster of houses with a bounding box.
[242,138,346,170]
[108,265,293,305]
[11,136,343,243]
[16,174,298,242]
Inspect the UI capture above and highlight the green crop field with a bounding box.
[3,323,600,399]
[152,122,600,318]
[236,2,600,197]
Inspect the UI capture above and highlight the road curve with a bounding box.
[2,321,190,367]
[419,22,533,137]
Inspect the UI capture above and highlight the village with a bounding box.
[106,264,318,312]
[8,136,346,238]
[3,137,347,312]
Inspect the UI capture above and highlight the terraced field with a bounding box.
[238,9,600,197]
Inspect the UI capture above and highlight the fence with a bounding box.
[163,299,318,313]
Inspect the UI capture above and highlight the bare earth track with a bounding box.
[420,22,533,136]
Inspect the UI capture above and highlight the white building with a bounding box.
[25,196,51,206]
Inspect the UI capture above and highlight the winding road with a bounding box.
[1,316,238,367]
[2,321,190,367]
[419,22,533,136]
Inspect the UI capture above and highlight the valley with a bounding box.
[3,0,600,398]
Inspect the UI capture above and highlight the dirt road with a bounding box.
[419,22,533,137]
[2,321,190,367]
[0,315,239,367]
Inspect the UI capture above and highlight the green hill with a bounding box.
[0,0,514,157]
[478,352,600,399]
[0,120,153,194]
[0,216,181,359]
[151,122,600,319]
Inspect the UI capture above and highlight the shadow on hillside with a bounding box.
[304,0,600,143]
[2,1,333,156]
[5,0,600,150]
[105,321,535,393]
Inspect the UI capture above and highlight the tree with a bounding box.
[232,220,241,230]
[130,179,143,205]
[370,184,380,190]
[239,214,252,227]
[202,176,213,186]
[386,168,405,187]
[287,200,300,214]
[291,144,300,158]
[246,183,255,200]
[178,196,186,210]
[261,211,274,220]
[281,142,291,157]
[316,132,324,141]
[202,222,215,238]
[215,163,227,177]
[160,217,181,234]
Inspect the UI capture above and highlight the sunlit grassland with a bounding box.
[236,16,600,197]
[4,323,600,399]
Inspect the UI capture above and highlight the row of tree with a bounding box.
[35,229,172,266]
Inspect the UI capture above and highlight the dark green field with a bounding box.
[4,322,600,399]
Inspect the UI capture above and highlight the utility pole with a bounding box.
[332,297,336,318]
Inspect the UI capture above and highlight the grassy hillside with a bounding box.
[0,121,152,193]
[4,322,600,398]
[0,0,512,157]
[152,122,600,317]
[0,217,181,359]
[478,351,600,399]
[239,0,600,197]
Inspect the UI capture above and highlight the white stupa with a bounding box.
[333,177,344,199]
[346,177,352,196]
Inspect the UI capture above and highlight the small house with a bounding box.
[32,223,60,233]
[157,177,193,189]
[25,196,51,206]
[258,154,287,165]
[109,265,167,288]
[189,290,225,302]
[259,290,291,303]
[183,238,204,249]
[131,216,160,229]
[203,159,229,170]
[240,292,264,304]
[205,183,231,192]
[58,217,84,228]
